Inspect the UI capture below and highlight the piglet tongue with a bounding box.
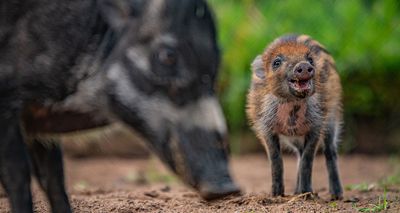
[297,80,309,89]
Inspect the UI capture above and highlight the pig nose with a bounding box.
[295,63,314,75]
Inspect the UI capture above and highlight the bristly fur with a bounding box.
[0,0,240,212]
[246,34,343,199]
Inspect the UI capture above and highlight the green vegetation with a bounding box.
[73,181,90,191]
[124,158,177,185]
[345,182,375,192]
[378,172,400,189]
[378,157,400,188]
[145,157,177,184]
[356,190,389,212]
[145,168,177,184]
[346,157,400,192]
[208,0,400,153]
[329,201,338,209]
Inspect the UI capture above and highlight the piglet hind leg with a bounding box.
[295,131,319,196]
[294,146,304,195]
[28,139,72,213]
[264,135,284,196]
[323,124,343,200]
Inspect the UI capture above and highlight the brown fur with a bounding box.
[274,101,309,136]
[246,34,343,199]
[247,34,342,138]
[22,104,109,133]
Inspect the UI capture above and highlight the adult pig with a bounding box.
[0,0,240,212]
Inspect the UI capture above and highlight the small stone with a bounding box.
[160,186,171,192]
[144,191,159,198]
[344,197,360,203]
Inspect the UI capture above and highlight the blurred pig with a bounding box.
[0,0,240,212]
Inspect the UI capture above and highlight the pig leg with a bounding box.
[294,147,303,194]
[323,124,343,200]
[296,131,319,194]
[28,140,71,213]
[264,134,284,196]
[0,116,33,213]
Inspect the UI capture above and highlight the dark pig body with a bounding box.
[0,0,239,212]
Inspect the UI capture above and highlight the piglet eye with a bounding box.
[272,57,282,69]
[307,57,314,66]
[157,47,177,67]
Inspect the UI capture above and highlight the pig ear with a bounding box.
[251,55,265,79]
[98,0,142,31]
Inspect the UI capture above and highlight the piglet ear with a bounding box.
[251,55,265,79]
[98,0,139,31]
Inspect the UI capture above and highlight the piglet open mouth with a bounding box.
[288,77,313,92]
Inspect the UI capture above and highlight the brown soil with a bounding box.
[1,154,399,212]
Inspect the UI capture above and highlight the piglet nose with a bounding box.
[294,63,314,75]
[295,63,314,74]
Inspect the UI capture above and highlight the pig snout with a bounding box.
[172,126,241,200]
[292,62,315,80]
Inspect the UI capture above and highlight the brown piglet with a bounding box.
[246,34,343,200]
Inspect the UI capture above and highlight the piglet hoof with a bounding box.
[305,192,319,200]
[330,194,343,201]
[199,182,241,201]
[272,192,285,197]
[272,186,285,197]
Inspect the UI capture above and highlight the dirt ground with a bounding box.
[1,154,399,212]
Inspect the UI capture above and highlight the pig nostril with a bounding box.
[308,67,314,73]
[296,68,303,73]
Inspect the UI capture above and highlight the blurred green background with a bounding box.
[208,0,400,154]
